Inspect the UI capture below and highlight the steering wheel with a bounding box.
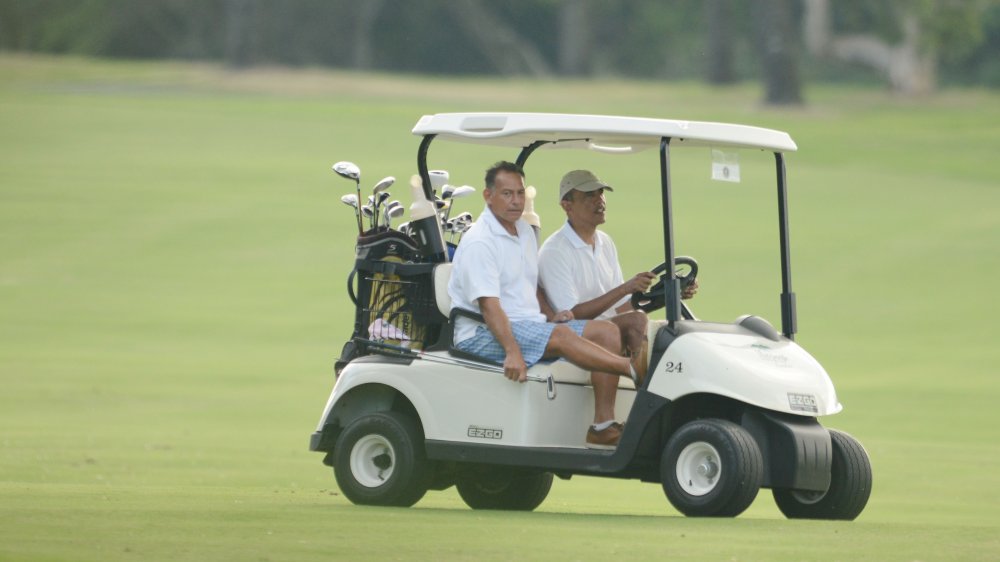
[630,256,698,313]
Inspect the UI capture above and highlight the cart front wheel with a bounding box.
[661,419,762,517]
[773,429,872,520]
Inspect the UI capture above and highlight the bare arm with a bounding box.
[612,275,700,314]
[537,287,574,323]
[537,287,557,321]
[478,296,527,382]
[572,271,657,320]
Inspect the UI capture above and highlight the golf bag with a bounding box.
[344,229,444,364]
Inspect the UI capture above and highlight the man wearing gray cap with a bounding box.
[449,162,648,428]
[538,169,698,449]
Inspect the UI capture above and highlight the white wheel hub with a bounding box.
[675,441,721,496]
[350,434,396,488]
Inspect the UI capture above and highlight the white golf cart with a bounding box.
[310,113,872,519]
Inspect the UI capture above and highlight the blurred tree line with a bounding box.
[1,0,997,104]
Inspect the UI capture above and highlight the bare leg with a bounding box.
[581,321,620,423]
[543,323,632,379]
[610,310,648,356]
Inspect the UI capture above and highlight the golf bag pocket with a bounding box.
[351,258,443,351]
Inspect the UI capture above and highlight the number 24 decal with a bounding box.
[663,361,683,373]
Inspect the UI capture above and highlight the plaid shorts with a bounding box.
[456,319,587,366]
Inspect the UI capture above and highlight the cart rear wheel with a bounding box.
[661,419,762,517]
[333,411,432,507]
[773,429,872,520]
[456,466,553,511]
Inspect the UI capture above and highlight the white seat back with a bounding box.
[433,263,453,318]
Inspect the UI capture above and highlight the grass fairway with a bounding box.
[2,54,999,561]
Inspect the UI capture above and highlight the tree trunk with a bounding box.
[755,0,803,105]
[447,0,551,77]
[352,0,385,70]
[705,0,737,84]
[224,0,256,68]
[557,0,590,76]
[802,0,936,95]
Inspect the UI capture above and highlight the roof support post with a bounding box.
[775,152,797,339]
[515,140,550,169]
[416,134,437,201]
[660,137,682,324]
[414,133,448,262]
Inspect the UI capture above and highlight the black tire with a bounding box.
[773,429,872,520]
[456,466,553,511]
[332,411,433,507]
[660,419,763,517]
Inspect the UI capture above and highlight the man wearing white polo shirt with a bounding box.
[449,162,645,449]
[539,170,699,447]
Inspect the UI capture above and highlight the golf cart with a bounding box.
[310,112,872,519]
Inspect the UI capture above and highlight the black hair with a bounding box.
[484,161,524,190]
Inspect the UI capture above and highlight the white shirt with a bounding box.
[538,221,626,320]
[448,205,545,343]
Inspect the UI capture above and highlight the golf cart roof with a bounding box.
[412,112,797,153]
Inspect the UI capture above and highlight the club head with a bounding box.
[454,211,473,224]
[382,200,402,228]
[332,161,361,182]
[441,184,456,199]
[451,185,476,199]
[397,221,410,235]
[372,176,395,195]
[376,191,391,207]
[386,201,404,218]
[340,190,363,234]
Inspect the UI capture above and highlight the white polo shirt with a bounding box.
[448,206,545,343]
[538,221,626,320]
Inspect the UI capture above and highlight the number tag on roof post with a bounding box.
[711,149,741,183]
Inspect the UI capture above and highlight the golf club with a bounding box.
[443,219,454,243]
[361,204,375,231]
[370,176,395,230]
[382,199,403,228]
[373,191,391,230]
[340,194,362,235]
[443,185,475,222]
[332,161,362,234]
[383,200,403,229]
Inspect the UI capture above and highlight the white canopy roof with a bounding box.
[412,112,797,153]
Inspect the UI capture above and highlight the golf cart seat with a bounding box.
[432,263,635,389]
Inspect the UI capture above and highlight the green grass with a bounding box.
[2,54,999,561]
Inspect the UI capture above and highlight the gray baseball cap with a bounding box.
[559,169,613,201]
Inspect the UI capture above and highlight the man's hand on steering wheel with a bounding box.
[681,278,699,300]
[630,256,699,313]
[623,271,657,295]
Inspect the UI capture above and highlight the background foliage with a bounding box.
[1,0,998,88]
